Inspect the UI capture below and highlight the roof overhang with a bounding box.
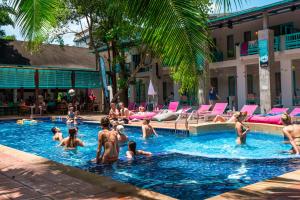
[209,0,300,30]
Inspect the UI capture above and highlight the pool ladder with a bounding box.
[175,110,199,134]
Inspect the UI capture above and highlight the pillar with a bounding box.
[173,83,180,101]
[262,12,269,29]
[129,84,136,103]
[280,59,293,107]
[236,63,247,110]
[13,89,17,103]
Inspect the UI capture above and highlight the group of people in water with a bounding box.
[50,101,300,166]
[51,101,156,163]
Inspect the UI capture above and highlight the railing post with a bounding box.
[280,35,285,51]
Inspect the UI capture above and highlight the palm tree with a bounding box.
[9,0,244,93]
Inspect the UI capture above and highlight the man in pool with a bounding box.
[281,113,300,154]
[142,119,158,139]
[51,127,63,141]
[96,117,119,164]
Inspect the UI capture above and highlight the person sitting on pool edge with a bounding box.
[213,111,247,123]
[60,127,84,149]
[66,107,75,124]
[142,119,158,139]
[126,141,152,159]
[235,112,250,145]
[109,103,119,123]
[96,117,119,164]
[281,113,300,154]
[51,127,63,141]
[116,125,128,146]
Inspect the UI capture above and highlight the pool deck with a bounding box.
[1,115,300,199]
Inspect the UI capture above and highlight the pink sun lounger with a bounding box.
[200,103,228,121]
[247,107,288,125]
[128,112,157,120]
[240,105,258,117]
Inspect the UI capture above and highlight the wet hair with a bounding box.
[67,128,77,148]
[281,113,292,125]
[100,117,110,128]
[236,111,248,121]
[51,127,57,134]
[128,141,137,155]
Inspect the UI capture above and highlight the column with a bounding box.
[173,83,180,101]
[280,59,293,107]
[129,84,136,103]
[236,63,247,110]
[13,89,17,103]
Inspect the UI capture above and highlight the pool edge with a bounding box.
[0,144,176,200]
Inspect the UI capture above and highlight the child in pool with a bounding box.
[126,141,152,159]
[51,127,63,141]
[116,125,128,146]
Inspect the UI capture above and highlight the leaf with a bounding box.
[9,0,61,49]
[127,0,211,92]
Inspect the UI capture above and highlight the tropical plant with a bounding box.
[0,2,14,37]
[8,0,245,102]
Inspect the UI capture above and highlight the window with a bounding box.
[275,72,281,96]
[227,35,234,58]
[244,31,252,42]
[228,76,236,96]
[132,54,141,68]
[210,77,218,93]
[247,75,253,94]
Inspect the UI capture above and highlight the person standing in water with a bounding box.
[142,119,158,139]
[281,113,300,154]
[96,117,119,164]
[60,127,84,149]
[126,141,152,159]
[235,112,250,145]
[51,127,63,141]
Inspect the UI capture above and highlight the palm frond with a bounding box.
[9,0,61,48]
[213,0,246,13]
[127,0,211,92]
[0,5,15,27]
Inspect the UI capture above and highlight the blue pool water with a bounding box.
[0,120,300,199]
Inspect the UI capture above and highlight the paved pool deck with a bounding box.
[1,115,300,199]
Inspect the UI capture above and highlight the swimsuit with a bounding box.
[102,130,119,162]
[294,137,300,146]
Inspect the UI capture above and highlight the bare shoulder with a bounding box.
[283,125,294,132]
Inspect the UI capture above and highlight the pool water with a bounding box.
[0,120,299,199]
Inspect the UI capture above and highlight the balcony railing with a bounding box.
[212,51,224,62]
[285,32,300,50]
[241,36,281,56]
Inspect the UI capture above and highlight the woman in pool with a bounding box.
[213,111,247,123]
[116,125,128,146]
[60,127,84,149]
[51,127,63,141]
[96,117,119,164]
[126,141,152,159]
[281,113,300,154]
[235,112,250,145]
[142,119,158,139]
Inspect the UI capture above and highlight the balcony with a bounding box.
[212,50,224,62]
[285,32,300,50]
[240,36,281,57]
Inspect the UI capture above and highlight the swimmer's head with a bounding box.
[281,112,291,125]
[68,127,76,137]
[236,111,247,121]
[51,127,60,134]
[116,125,125,134]
[143,119,150,125]
[100,117,110,128]
[128,141,136,155]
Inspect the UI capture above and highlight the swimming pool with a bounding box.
[0,120,299,199]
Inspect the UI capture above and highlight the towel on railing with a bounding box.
[241,42,248,55]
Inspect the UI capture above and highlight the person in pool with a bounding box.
[281,113,300,154]
[60,127,84,149]
[126,141,152,159]
[51,127,63,141]
[116,125,128,145]
[142,119,158,139]
[96,117,119,164]
[235,112,250,145]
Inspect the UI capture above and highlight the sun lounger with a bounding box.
[200,103,228,121]
[152,101,180,121]
[187,104,211,120]
[247,107,288,125]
